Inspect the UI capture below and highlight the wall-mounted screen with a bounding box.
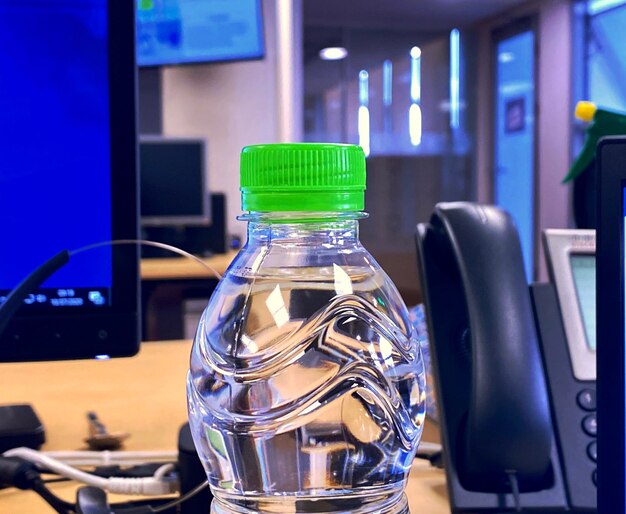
[137,0,264,67]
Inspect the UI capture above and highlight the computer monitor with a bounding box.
[137,0,264,67]
[0,1,139,362]
[596,136,626,512]
[140,137,210,227]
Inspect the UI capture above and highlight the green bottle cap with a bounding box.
[240,143,366,212]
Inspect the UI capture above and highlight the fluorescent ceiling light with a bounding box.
[588,0,626,15]
[450,28,460,129]
[319,47,348,60]
[409,103,422,146]
[410,47,421,102]
[358,106,370,157]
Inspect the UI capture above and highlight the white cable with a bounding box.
[3,447,178,496]
[70,239,223,280]
[154,463,176,480]
[41,450,177,467]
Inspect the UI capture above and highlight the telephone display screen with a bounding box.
[570,254,596,351]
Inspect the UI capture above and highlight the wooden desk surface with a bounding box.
[0,340,448,513]
[141,251,237,281]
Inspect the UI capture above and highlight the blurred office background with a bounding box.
[137,0,626,304]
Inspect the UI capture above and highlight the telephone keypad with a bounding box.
[582,413,597,436]
[577,389,596,411]
[531,283,597,508]
[577,388,597,487]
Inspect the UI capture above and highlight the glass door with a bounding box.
[493,22,536,280]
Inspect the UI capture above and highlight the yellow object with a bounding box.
[575,101,598,122]
[566,101,626,182]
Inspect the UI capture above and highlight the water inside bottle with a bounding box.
[187,267,425,513]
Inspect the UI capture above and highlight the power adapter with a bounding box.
[0,404,45,453]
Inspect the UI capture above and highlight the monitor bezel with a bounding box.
[543,229,596,381]
[136,0,265,69]
[596,136,626,512]
[139,136,211,227]
[0,0,140,362]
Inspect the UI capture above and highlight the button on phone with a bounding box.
[587,441,597,462]
[577,389,596,411]
[582,413,597,436]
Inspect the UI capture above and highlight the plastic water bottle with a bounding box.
[187,143,426,514]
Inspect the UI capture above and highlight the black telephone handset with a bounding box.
[416,202,570,511]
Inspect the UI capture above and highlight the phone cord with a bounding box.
[505,470,522,512]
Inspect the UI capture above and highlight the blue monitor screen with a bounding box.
[0,0,112,308]
[137,0,264,67]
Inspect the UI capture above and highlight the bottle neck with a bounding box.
[243,212,365,247]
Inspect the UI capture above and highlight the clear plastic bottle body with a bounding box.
[187,213,426,514]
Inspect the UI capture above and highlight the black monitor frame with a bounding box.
[596,136,626,512]
[0,1,140,362]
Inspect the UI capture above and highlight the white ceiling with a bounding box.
[303,0,529,31]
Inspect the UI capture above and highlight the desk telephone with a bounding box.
[416,203,596,512]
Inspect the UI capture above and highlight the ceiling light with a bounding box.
[319,47,348,61]
[499,52,515,63]
[588,0,626,15]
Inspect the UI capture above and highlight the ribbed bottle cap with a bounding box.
[240,143,366,212]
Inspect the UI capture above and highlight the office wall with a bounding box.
[536,0,573,279]
[161,1,280,241]
[138,68,162,134]
[475,0,573,281]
